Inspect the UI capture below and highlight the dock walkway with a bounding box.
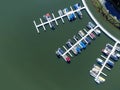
[95,42,118,81]
[62,26,98,57]
[33,6,85,33]
[82,0,120,84]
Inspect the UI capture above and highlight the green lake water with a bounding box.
[0,0,120,90]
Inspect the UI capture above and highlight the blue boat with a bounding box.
[63,8,76,21]
[69,14,74,21]
[73,3,82,18]
[107,60,114,68]
[110,54,119,61]
[82,40,88,45]
[56,48,64,57]
[71,13,76,21]
[97,58,114,68]
[82,42,86,48]
[79,41,86,49]
[76,46,81,53]
[85,37,91,44]
[66,41,73,48]
[79,43,83,49]
[58,48,64,55]
[74,3,80,9]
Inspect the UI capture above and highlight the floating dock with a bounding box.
[56,25,101,62]
[33,5,85,33]
[90,42,119,84]
[61,26,99,57]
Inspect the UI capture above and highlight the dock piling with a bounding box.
[52,13,58,25]
[101,72,107,77]
[33,21,40,33]
[40,18,46,30]
[83,28,88,33]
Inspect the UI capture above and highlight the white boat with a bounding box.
[94,29,101,35]
[71,46,78,55]
[78,30,85,37]
[90,64,101,77]
[95,76,105,84]
[116,46,120,52]
[58,10,64,16]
